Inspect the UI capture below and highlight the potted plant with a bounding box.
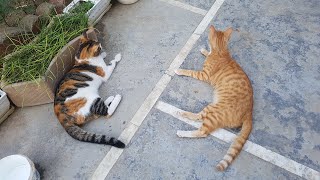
[0,10,96,107]
[64,0,112,26]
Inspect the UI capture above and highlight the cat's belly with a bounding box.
[77,95,99,116]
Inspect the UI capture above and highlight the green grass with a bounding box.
[0,0,13,24]
[70,1,94,14]
[0,12,89,85]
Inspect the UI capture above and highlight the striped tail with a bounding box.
[64,124,125,148]
[216,119,252,171]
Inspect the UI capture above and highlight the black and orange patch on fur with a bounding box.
[76,39,101,59]
[96,67,105,77]
[64,98,87,114]
[90,98,108,116]
[71,64,105,77]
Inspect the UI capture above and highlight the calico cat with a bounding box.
[54,30,125,148]
[175,25,253,170]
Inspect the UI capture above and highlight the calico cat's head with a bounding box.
[208,25,233,53]
[76,30,102,60]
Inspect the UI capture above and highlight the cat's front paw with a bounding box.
[177,130,188,138]
[107,94,122,116]
[175,69,184,76]
[200,48,209,56]
[101,52,107,58]
[114,53,121,62]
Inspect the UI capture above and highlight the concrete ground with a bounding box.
[0,0,319,179]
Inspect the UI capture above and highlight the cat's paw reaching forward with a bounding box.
[101,52,107,58]
[113,53,121,63]
[175,69,184,76]
[107,94,122,116]
[200,48,209,56]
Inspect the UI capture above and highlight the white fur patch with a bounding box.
[223,154,233,163]
[114,53,121,62]
[107,94,122,116]
[176,130,194,138]
[105,96,115,106]
[219,160,228,168]
[66,53,121,116]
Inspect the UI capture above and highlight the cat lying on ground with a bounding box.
[175,25,253,171]
[54,30,125,148]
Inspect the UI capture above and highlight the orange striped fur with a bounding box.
[175,25,253,171]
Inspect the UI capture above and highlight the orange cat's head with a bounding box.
[76,30,102,60]
[208,25,233,53]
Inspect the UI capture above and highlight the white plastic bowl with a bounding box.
[117,0,139,5]
[0,155,39,180]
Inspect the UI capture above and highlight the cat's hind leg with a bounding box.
[177,114,222,138]
[91,96,122,117]
[105,96,115,106]
[178,111,202,121]
[107,94,122,117]
[176,129,208,138]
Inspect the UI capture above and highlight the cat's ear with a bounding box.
[209,25,216,34]
[80,29,89,43]
[82,29,88,38]
[224,27,233,41]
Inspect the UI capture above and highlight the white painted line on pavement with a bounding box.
[159,0,207,16]
[92,122,138,179]
[155,101,320,180]
[194,0,225,35]
[92,0,226,179]
[166,33,200,76]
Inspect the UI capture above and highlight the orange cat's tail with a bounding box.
[216,119,252,171]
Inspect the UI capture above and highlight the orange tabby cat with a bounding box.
[175,25,253,171]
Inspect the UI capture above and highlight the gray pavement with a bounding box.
[0,0,203,179]
[108,109,301,180]
[0,0,319,179]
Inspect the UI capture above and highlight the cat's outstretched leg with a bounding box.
[176,129,207,138]
[104,96,114,106]
[200,48,209,57]
[101,52,107,58]
[103,53,122,81]
[177,111,202,121]
[107,94,122,117]
[175,69,209,82]
[177,114,221,138]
